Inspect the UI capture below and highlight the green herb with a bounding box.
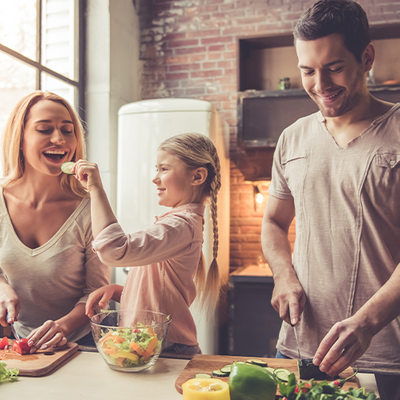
[278,373,380,400]
[0,362,19,383]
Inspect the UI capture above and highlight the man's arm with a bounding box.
[314,263,400,376]
[261,194,305,325]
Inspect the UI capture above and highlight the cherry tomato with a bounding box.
[0,336,9,350]
[12,338,31,355]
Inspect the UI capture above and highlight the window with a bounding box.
[0,0,84,134]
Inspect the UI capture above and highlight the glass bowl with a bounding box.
[90,310,171,372]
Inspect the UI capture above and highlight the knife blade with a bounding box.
[10,321,20,340]
[291,322,301,360]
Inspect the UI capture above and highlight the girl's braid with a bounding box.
[209,148,221,261]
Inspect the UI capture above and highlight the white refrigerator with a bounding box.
[115,98,230,355]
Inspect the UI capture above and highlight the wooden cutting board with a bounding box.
[175,355,358,395]
[0,341,79,376]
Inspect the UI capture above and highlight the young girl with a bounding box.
[0,91,110,351]
[75,133,221,355]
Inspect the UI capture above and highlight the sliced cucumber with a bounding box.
[220,364,233,373]
[274,368,291,382]
[195,373,212,379]
[212,369,229,377]
[61,161,76,175]
[265,367,276,375]
[246,359,268,367]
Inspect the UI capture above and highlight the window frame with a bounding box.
[0,0,85,120]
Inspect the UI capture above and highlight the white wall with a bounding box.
[85,0,141,211]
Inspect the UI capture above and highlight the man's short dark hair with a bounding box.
[293,0,371,63]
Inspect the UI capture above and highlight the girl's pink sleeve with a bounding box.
[92,217,195,267]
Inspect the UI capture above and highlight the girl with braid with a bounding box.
[75,133,221,355]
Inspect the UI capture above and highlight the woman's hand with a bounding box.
[0,280,20,327]
[27,320,68,353]
[74,160,103,193]
[85,284,123,318]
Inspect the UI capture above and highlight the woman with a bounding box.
[0,91,110,352]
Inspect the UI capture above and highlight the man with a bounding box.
[261,1,400,398]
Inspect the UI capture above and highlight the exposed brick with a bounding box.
[165,55,189,64]
[202,61,217,69]
[167,39,199,48]
[165,32,187,41]
[197,5,220,14]
[190,69,223,78]
[220,3,235,12]
[175,46,208,55]
[222,26,257,36]
[165,72,189,80]
[201,36,233,45]
[231,234,261,243]
[189,54,208,62]
[169,63,201,72]
[139,0,397,267]
[186,29,221,39]
[186,87,206,96]
[208,53,223,60]
[208,44,226,52]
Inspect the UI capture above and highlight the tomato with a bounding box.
[12,338,31,355]
[0,336,9,350]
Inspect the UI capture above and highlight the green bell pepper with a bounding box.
[228,361,277,400]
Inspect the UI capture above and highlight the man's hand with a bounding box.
[271,274,306,325]
[313,315,372,376]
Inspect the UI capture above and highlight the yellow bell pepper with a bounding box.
[182,378,230,399]
[112,351,139,362]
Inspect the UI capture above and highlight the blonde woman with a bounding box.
[76,133,221,356]
[0,91,110,352]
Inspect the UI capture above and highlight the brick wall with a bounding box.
[137,0,400,272]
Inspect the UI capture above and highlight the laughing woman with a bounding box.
[0,91,110,352]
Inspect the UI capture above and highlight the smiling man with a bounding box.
[261,1,400,399]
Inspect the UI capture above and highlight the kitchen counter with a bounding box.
[0,350,187,399]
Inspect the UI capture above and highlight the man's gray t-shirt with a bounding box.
[269,103,400,369]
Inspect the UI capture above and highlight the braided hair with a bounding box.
[158,133,222,313]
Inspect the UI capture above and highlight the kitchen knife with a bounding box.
[6,312,21,340]
[10,322,20,340]
[291,322,301,360]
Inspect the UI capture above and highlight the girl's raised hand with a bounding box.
[85,284,122,318]
[74,160,103,192]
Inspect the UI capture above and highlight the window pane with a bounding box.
[42,0,77,80]
[0,0,37,61]
[0,52,36,135]
[41,72,76,107]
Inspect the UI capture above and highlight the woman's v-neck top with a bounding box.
[0,190,110,341]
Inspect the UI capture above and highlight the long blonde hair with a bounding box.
[0,91,87,197]
[158,133,222,314]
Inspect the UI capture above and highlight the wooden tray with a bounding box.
[0,341,79,376]
[175,355,358,395]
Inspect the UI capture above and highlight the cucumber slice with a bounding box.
[61,161,76,175]
[195,373,212,379]
[274,368,291,382]
[212,369,229,377]
[265,367,276,375]
[246,359,268,367]
[220,364,233,373]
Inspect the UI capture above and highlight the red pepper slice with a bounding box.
[0,336,9,350]
[12,338,31,355]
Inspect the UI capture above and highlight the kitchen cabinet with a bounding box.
[236,23,400,180]
[228,265,282,358]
